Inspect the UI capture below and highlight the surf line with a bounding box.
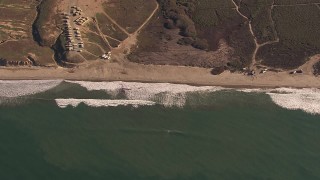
[55,99,157,108]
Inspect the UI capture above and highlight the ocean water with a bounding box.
[0,80,319,180]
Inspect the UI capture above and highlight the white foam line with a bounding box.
[65,81,227,107]
[55,99,156,108]
[0,80,63,97]
[237,88,264,93]
[267,88,320,115]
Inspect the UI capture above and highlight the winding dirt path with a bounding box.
[108,0,159,57]
[231,0,259,67]
[134,1,159,33]
[105,35,121,42]
[83,49,99,58]
[231,0,280,69]
[86,41,105,52]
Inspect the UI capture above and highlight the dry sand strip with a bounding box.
[0,60,319,89]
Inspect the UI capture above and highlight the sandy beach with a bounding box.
[0,57,319,88]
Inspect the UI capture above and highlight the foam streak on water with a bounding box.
[66,81,227,107]
[55,99,156,108]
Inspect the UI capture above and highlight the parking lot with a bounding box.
[61,5,88,52]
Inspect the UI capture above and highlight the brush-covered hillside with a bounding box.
[0,0,319,73]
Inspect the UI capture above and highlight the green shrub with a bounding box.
[211,66,225,75]
[177,37,193,45]
[313,61,320,76]
[192,38,208,50]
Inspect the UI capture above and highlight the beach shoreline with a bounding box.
[0,60,319,89]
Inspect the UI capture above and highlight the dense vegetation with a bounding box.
[130,0,256,68]
[257,5,320,69]
[238,0,277,44]
[314,61,320,76]
[33,0,60,47]
[130,0,320,70]
[275,0,320,5]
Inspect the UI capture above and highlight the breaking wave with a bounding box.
[65,81,227,107]
[0,80,319,115]
[66,81,320,114]
[267,88,320,115]
[0,80,62,97]
[0,80,62,106]
[238,88,320,115]
[55,99,156,108]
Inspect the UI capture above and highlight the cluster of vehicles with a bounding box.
[64,27,84,52]
[61,5,111,60]
[101,52,112,60]
[3,60,33,66]
[61,6,87,52]
[71,6,82,16]
[74,17,89,26]
[242,67,304,77]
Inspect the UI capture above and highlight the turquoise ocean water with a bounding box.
[0,80,319,180]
